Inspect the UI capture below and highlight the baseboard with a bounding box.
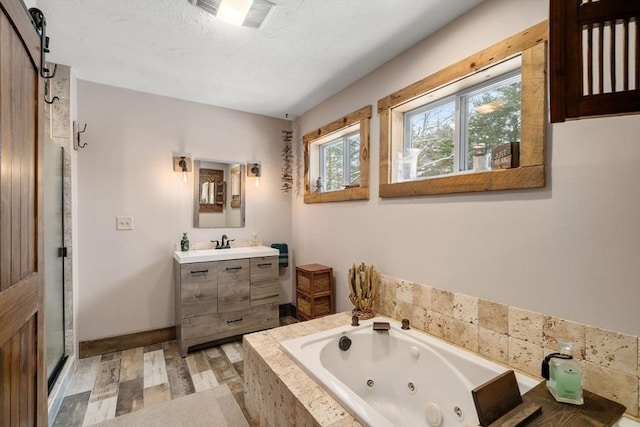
[79,327,176,358]
[80,308,296,358]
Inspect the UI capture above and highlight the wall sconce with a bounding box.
[247,162,261,188]
[173,156,192,183]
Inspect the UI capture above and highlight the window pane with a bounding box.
[465,75,521,169]
[347,134,360,185]
[405,101,455,179]
[322,140,344,191]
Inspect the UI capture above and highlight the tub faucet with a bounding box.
[401,319,410,330]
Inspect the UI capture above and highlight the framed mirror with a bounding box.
[193,159,245,228]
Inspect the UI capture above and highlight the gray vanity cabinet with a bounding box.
[175,255,279,357]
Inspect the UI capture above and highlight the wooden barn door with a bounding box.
[0,0,46,425]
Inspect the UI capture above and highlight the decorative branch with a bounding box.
[281,130,293,193]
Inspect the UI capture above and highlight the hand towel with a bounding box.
[270,243,288,268]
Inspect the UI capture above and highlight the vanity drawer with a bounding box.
[180,262,217,284]
[251,280,279,306]
[250,256,278,282]
[218,259,249,282]
[213,303,279,335]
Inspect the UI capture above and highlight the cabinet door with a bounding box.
[180,262,218,318]
[218,259,250,313]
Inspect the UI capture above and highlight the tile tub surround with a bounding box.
[374,274,640,418]
[244,313,362,426]
[244,279,640,426]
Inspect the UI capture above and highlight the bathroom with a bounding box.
[4,0,638,425]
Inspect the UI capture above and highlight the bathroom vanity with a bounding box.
[173,246,279,357]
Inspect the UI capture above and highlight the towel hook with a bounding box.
[74,122,88,150]
[44,81,59,105]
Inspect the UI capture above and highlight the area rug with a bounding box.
[94,384,249,427]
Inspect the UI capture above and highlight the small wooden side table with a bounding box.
[295,264,334,320]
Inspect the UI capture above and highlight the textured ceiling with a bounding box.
[29,0,482,119]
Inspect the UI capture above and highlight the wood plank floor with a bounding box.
[53,316,298,426]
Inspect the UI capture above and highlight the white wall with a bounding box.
[77,81,292,341]
[292,0,640,336]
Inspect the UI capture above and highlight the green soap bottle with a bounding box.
[547,340,584,405]
[180,233,189,252]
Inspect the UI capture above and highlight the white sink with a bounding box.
[173,245,279,264]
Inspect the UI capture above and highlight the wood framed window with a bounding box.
[303,105,371,203]
[377,21,548,198]
[550,0,640,122]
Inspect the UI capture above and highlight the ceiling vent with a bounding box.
[189,0,275,29]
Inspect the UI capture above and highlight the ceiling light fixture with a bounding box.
[189,0,275,28]
[218,0,253,26]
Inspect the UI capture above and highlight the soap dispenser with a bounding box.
[180,233,189,252]
[541,340,584,405]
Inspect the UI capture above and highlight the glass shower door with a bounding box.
[44,143,66,390]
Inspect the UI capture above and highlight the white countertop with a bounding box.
[173,245,279,264]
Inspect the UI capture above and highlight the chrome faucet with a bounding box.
[212,234,234,249]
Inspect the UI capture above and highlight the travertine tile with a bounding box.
[327,414,363,426]
[411,305,429,332]
[244,330,277,350]
[585,362,639,416]
[454,293,478,325]
[263,349,296,376]
[449,318,479,352]
[508,307,544,345]
[586,326,638,376]
[432,288,454,316]
[508,336,543,377]
[294,399,316,427]
[478,299,508,334]
[396,279,413,304]
[307,393,350,426]
[543,316,586,359]
[479,327,509,365]
[427,310,453,340]
[412,282,432,310]
[394,300,413,322]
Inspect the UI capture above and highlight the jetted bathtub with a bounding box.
[281,316,535,426]
[281,316,637,427]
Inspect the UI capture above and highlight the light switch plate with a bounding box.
[116,216,133,231]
